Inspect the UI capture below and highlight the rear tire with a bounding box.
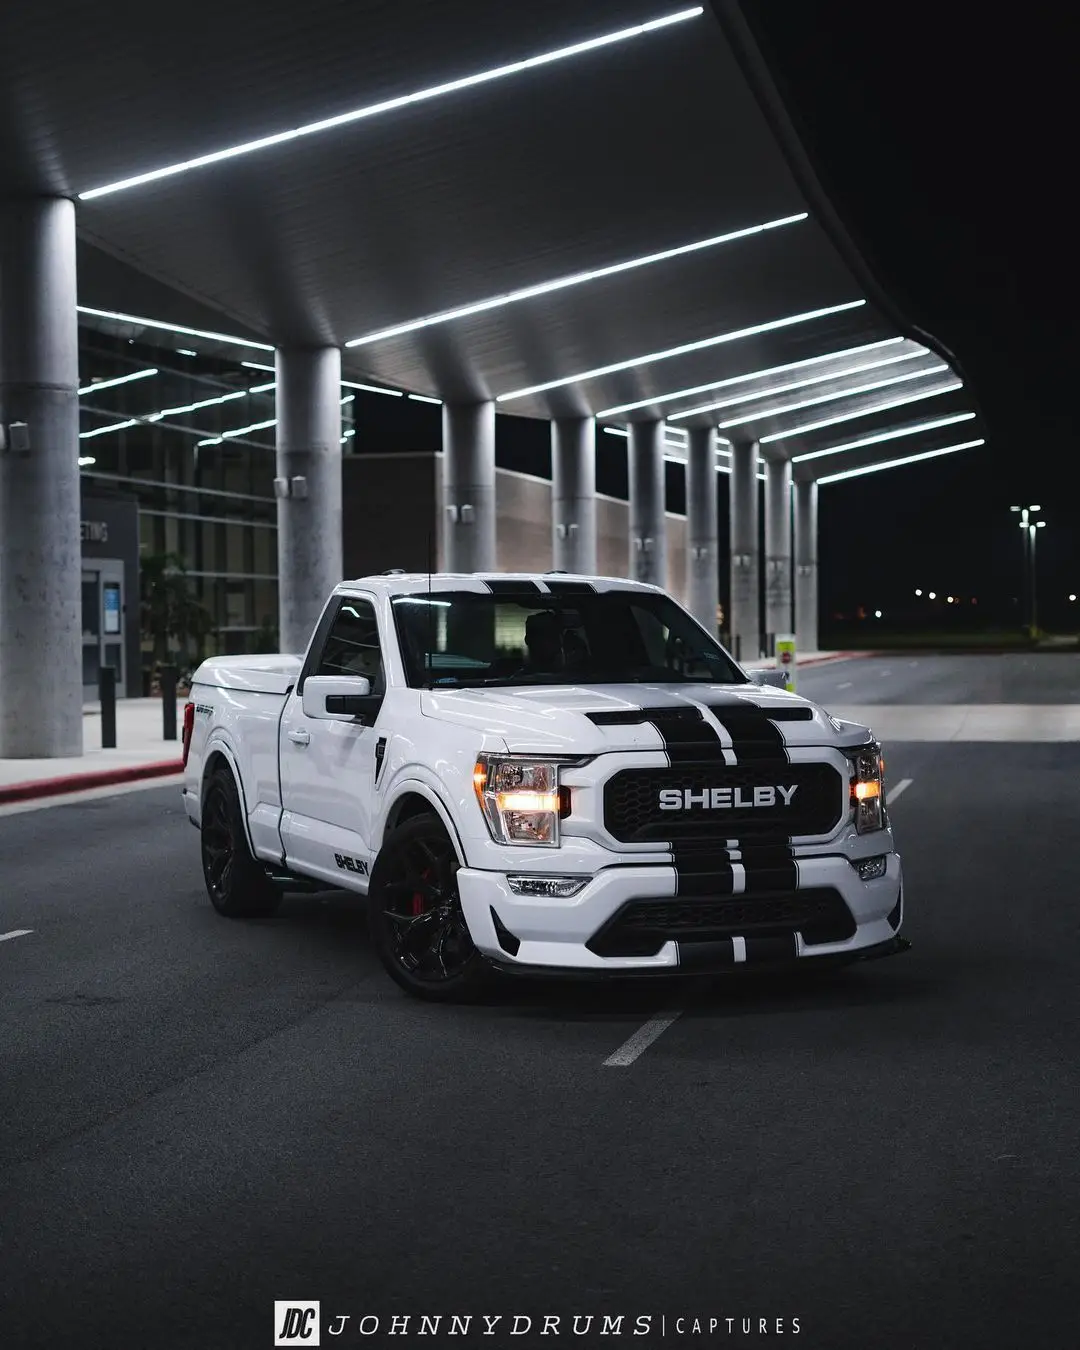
[368,814,491,1002]
[200,766,282,918]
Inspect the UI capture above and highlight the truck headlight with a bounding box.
[846,741,886,834]
[473,755,573,847]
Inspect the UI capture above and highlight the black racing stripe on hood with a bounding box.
[707,703,790,765]
[645,707,726,765]
[587,705,729,763]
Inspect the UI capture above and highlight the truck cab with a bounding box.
[183,573,905,1001]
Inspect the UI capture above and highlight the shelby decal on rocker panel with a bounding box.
[303,1313,803,1338]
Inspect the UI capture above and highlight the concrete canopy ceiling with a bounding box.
[0,0,982,470]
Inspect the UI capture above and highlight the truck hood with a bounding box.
[420,682,872,755]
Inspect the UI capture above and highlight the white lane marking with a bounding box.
[0,929,33,943]
[604,1010,684,1067]
[881,669,892,676]
[732,936,747,964]
[837,681,853,689]
[888,778,913,803]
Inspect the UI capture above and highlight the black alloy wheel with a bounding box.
[200,766,281,918]
[368,814,490,1002]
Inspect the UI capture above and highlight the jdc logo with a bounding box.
[275,1302,320,1346]
[658,785,799,810]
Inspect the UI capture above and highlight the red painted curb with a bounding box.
[0,759,184,805]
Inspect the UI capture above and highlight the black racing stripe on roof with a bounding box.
[482,579,545,594]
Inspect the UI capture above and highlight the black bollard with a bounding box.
[160,664,178,741]
[99,665,117,749]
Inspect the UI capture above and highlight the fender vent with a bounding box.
[374,735,387,783]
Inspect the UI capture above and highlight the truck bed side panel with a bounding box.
[183,680,288,862]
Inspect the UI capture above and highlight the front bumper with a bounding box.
[456,849,904,975]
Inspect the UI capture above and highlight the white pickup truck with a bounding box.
[182,572,906,1001]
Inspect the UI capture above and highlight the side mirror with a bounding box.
[302,674,374,720]
[748,668,790,689]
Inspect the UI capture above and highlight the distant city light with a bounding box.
[78,455,96,467]
[928,591,936,599]
[914,588,922,596]
[947,596,955,604]
[1071,594,1077,602]
[874,610,882,618]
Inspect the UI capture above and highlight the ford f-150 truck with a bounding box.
[182,572,906,1001]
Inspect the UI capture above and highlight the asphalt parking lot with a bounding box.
[2,659,1078,1350]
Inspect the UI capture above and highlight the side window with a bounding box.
[313,599,385,692]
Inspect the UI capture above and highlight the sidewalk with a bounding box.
[743,650,872,669]
[0,699,187,804]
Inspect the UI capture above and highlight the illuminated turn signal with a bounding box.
[854,780,881,801]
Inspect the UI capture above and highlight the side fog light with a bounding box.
[853,855,888,882]
[506,875,589,899]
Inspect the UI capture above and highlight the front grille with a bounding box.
[587,887,856,957]
[603,762,843,842]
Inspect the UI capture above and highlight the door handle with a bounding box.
[287,729,311,746]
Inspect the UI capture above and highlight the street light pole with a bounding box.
[1011,504,1045,639]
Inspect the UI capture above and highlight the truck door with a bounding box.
[278,595,385,888]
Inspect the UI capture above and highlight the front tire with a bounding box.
[368,814,490,1002]
[200,766,282,918]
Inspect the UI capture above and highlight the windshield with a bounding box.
[391,588,747,689]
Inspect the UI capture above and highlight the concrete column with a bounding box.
[0,199,82,757]
[763,457,793,648]
[442,401,496,573]
[627,420,667,587]
[551,416,597,574]
[686,425,719,634]
[728,439,760,662]
[794,478,819,654]
[275,346,343,654]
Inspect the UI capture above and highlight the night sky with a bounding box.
[737,3,1079,629]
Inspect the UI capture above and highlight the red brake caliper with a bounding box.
[411,867,432,916]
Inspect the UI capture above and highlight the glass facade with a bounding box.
[78,327,355,662]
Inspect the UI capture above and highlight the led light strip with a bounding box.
[715,363,949,429]
[346,213,807,347]
[758,380,963,442]
[496,300,867,402]
[197,393,353,446]
[792,411,977,463]
[664,349,926,421]
[78,6,703,200]
[78,368,159,395]
[663,453,766,482]
[78,305,274,351]
[816,438,985,484]
[78,380,276,440]
[596,337,910,417]
[240,360,405,399]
